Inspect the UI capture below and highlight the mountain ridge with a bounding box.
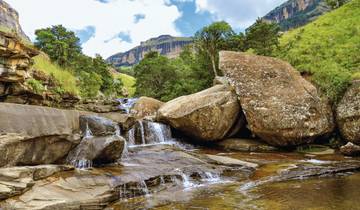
[107,35,193,67]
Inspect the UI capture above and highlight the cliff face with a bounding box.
[107,35,193,67]
[263,0,331,31]
[0,0,29,40]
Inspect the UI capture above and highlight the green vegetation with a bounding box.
[275,0,360,101]
[134,48,212,101]
[33,54,79,95]
[116,73,136,97]
[194,21,234,76]
[245,19,280,56]
[26,78,45,94]
[326,0,348,8]
[34,25,123,99]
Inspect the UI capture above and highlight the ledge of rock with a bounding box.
[0,103,89,167]
[337,80,360,144]
[219,51,334,147]
[157,85,242,141]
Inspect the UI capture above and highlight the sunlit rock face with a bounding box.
[220,51,334,147]
[337,80,360,144]
[262,0,331,31]
[0,0,29,41]
[107,35,193,67]
[157,85,242,142]
[0,103,86,167]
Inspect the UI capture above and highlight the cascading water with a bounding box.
[146,121,172,143]
[138,120,146,145]
[84,123,93,139]
[117,98,139,114]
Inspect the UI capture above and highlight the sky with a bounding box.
[6,0,285,58]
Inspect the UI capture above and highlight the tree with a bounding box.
[35,25,82,67]
[79,71,103,98]
[245,19,280,56]
[194,21,235,76]
[325,0,347,8]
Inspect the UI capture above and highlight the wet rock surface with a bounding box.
[219,51,334,147]
[80,115,118,136]
[337,80,360,144]
[157,85,242,142]
[340,142,360,156]
[0,145,251,209]
[0,165,73,201]
[217,138,278,152]
[67,135,125,167]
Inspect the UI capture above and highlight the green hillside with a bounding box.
[114,73,136,97]
[276,0,360,101]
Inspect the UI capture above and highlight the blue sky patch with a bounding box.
[134,13,146,23]
[75,25,96,44]
[168,0,215,37]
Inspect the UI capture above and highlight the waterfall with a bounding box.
[147,122,171,143]
[84,123,93,139]
[138,120,146,145]
[117,98,138,114]
[127,128,135,146]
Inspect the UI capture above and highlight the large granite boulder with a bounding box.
[219,51,334,147]
[131,96,164,119]
[157,85,242,141]
[336,80,360,144]
[0,103,85,167]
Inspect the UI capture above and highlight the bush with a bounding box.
[79,71,103,98]
[26,79,45,94]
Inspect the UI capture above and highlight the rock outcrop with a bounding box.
[262,0,330,31]
[0,103,85,167]
[107,35,193,67]
[0,165,73,200]
[336,80,360,144]
[131,96,164,119]
[0,0,29,40]
[219,51,334,147]
[157,85,242,141]
[340,142,360,156]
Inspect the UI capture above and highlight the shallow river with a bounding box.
[111,148,360,210]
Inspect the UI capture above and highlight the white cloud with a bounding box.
[6,0,181,58]
[195,0,285,29]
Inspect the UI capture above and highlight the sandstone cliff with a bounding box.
[0,0,29,41]
[263,0,330,31]
[107,35,193,67]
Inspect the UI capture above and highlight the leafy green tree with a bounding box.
[79,71,103,98]
[245,19,280,56]
[35,25,82,67]
[194,21,235,76]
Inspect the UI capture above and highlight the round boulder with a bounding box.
[157,85,242,141]
[336,80,360,144]
[219,51,334,147]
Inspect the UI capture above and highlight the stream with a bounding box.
[2,120,360,210]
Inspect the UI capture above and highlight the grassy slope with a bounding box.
[114,72,136,97]
[276,0,360,101]
[33,53,79,95]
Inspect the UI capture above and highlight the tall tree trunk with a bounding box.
[211,56,218,77]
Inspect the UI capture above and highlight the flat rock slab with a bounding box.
[206,154,259,168]
[0,165,73,201]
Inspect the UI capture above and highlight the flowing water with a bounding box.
[117,98,139,114]
[110,148,360,210]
